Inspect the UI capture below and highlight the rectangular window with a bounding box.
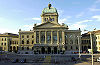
[27,35,29,38]
[99,42,100,45]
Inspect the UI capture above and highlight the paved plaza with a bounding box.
[0,54,100,65]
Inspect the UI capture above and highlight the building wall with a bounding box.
[96,34,100,52]
[18,31,34,54]
[0,37,9,51]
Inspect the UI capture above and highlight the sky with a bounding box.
[0,0,100,34]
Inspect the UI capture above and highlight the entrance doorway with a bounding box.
[41,47,45,54]
[48,47,51,54]
[54,47,57,54]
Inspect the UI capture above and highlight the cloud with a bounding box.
[69,20,92,30]
[76,12,85,18]
[32,17,41,21]
[58,16,71,24]
[58,9,63,15]
[92,15,100,21]
[89,6,100,12]
[95,0,100,3]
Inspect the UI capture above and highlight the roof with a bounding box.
[33,21,69,29]
[0,33,18,38]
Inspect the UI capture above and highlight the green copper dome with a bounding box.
[42,4,57,14]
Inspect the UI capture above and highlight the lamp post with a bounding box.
[77,36,81,59]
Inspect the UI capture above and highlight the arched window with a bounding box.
[44,18,46,21]
[5,38,6,41]
[27,40,29,44]
[22,40,24,44]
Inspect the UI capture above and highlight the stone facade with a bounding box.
[18,4,81,54]
[0,33,18,52]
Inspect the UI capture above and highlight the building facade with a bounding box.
[18,4,81,54]
[0,33,18,52]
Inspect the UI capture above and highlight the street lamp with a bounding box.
[84,30,94,65]
[77,36,81,59]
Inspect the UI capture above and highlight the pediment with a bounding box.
[34,22,62,28]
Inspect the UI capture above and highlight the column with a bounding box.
[39,31,41,44]
[51,31,53,44]
[34,31,36,44]
[57,31,59,44]
[62,31,65,44]
[45,31,47,44]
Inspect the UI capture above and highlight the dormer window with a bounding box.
[45,18,46,21]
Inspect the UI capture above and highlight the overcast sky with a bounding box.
[0,0,100,34]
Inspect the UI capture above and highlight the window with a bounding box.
[22,35,24,38]
[32,35,34,38]
[2,38,3,41]
[47,18,48,21]
[32,40,34,44]
[45,18,46,21]
[41,35,45,41]
[22,47,24,50]
[27,47,29,50]
[27,40,29,44]
[5,38,6,41]
[52,18,54,21]
[27,35,29,38]
[47,36,51,41]
[22,40,24,44]
[53,36,57,41]
[71,46,73,49]
[5,43,6,45]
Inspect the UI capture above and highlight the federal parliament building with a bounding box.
[18,4,81,54]
[0,4,81,54]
